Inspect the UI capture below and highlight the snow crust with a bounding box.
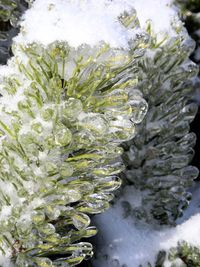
[93,185,200,267]
[14,0,178,48]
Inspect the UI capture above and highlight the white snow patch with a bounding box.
[130,0,178,37]
[0,206,12,222]
[93,185,200,267]
[0,255,15,267]
[14,0,178,48]
[0,65,14,77]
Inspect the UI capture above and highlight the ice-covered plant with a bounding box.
[0,0,148,266]
[175,0,200,65]
[92,1,200,266]
[175,0,200,102]
[0,0,29,25]
[122,5,199,225]
[156,241,200,267]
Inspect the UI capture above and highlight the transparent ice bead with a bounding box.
[79,114,108,136]
[55,125,72,147]
[72,212,90,230]
[61,98,83,120]
[109,118,136,141]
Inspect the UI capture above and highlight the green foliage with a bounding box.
[0,37,147,266]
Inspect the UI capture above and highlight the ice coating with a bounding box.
[0,20,148,267]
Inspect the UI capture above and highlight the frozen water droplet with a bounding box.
[55,125,72,146]
[60,162,73,178]
[35,257,53,267]
[38,223,56,236]
[41,106,54,121]
[129,97,148,124]
[72,212,90,230]
[44,162,58,175]
[62,189,82,203]
[106,89,128,107]
[79,114,108,135]
[109,118,136,141]
[31,121,43,134]
[32,211,45,225]
[62,98,83,119]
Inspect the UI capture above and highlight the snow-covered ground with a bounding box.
[92,184,200,267]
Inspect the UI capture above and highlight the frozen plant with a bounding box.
[93,0,200,266]
[156,241,200,266]
[122,3,199,225]
[0,0,148,266]
[175,0,200,105]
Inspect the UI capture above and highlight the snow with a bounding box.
[0,254,15,267]
[130,0,179,37]
[0,66,13,76]
[93,185,200,267]
[14,0,178,48]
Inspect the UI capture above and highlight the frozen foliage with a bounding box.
[122,11,199,225]
[0,41,147,267]
[0,0,29,24]
[164,241,200,266]
[93,186,200,267]
[0,0,150,266]
[93,1,200,266]
[175,0,200,105]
